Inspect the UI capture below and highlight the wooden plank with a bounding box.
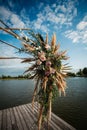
[6,109,12,130]
[33,102,74,130]
[16,106,28,130]
[26,104,47,130]
[13,107,23,130]
[18,105,32,130]
[51,113,76,130]
[27,104,61,130]
[2,109,7,130]
[9,108,18,130]
[0,102,77,130]
[24,104,38,130]
[0,111,2,130]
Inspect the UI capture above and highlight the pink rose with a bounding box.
[45,67,55,76]
[46,61,51,67]
[38,52,46,61]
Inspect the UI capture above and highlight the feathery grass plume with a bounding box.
[51,33,56,52]
[54,43,60,54]
[45,34,48,44]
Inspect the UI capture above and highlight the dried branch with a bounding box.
[0,39,20,50]
[0,27,31,30]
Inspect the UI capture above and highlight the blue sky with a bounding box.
[0,0,87,75]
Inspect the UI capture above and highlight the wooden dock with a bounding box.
[0,102,76,130]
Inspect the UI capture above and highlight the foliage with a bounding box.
[0,74,31,79]
[77,68,87,77]
[83,67,87,76]
[67,72,76,77]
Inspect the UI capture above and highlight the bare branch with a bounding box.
[0,57,28,59]
[0,27,31,30]
[0,39,20,50]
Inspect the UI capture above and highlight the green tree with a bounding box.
[83,67,87,76]
[77,69,83,76]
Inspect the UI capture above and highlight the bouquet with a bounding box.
[0,21,70,129]
[21,31,69,130]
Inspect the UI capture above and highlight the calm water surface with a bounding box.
[0,77,87,130]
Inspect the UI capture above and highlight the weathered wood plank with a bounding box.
[13,107,23,130]
[18,105,32,130]
[6,109,12,130]
[9,108,18,130]
[28,103,61,130]
[0,102,77,130]
[33,102,76,130]
[2,109,7,130]
[0,111,2,130]
[16,106,28,130]
[25,104,38,130]
[51,113,76,130]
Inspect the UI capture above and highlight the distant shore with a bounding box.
[0,74,87,80]
[0,75,31,80]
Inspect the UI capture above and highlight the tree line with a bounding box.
[67,67,87,77]
[0,67,87,79]
[0,74,31,79]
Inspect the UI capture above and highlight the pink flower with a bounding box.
[46,61,51,67]
[36,60,42,65]
[45,44,50,50]
[45,67,56,76]
[38,52,46,61]
[45,70,50,76]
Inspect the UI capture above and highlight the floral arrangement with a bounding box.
[0,21,69,129]
[21,31,69,130]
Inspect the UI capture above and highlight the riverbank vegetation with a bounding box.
[67,67,87,77]
[0,67,87,79]
[0,74,31,79]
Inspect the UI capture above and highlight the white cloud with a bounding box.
[65,30,80,43]
[10,14,25,28]
[31,0,77,33]
[0,6,12,21]
[0,6,26,28]
[64,15,87,44]
[0,0,77,34]
[20,8,31,28]
[77,21,87,30]
[0,44,28,68]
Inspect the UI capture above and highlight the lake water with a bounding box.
[0,77,87,130]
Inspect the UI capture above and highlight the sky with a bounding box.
[0,0,87,76]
